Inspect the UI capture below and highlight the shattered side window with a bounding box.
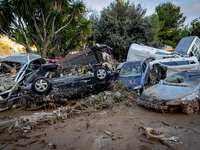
[161,62,176,66]
[195,38,200,48]
[164,74,200,86]
[119,66,141,78]
[175,61,189,65]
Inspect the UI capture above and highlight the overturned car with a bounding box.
[0,54,46,111]
[137,71,200,114]
[21,67,110,110]
[57,44,116,75]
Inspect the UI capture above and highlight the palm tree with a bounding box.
[0,0,92,58]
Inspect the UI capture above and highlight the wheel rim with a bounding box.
[35,79,48,92]
[193,100,199,112]
[188,101,194,114]
[97,69,106,79]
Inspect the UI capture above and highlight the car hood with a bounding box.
[143,83,195,101]
[117,76,141,89]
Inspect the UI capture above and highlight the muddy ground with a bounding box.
[0,97,200,150]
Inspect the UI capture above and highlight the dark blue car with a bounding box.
[114,61,150,93]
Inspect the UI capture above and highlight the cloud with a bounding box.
[172,0,200,24]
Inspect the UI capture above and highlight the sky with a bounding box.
[83,0,200,25]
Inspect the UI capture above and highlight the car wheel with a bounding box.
[86,67,94,75]
[94,67,107,81]
[181,99,199,115]
[32,77,51,94]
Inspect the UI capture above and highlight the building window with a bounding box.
[14,50,17,54]
[2,47,5,54]
[9,48,13,54]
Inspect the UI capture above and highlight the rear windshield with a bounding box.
[163,73,200,87]
[119,66,141,78]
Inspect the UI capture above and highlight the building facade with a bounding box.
[0,35,26,56]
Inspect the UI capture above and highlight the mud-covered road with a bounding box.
[0,100,200,150]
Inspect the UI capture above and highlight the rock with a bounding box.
[86,122,90,128]
[104,130,114,137]
[112,136,117,141]
[161,136,182,149]
[75,128,81,132]
[23,117,27,122]
[14,121,20,128]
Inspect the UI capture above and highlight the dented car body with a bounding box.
[21,67,110,110]
[137,71,200,114]
[0,54,46,111]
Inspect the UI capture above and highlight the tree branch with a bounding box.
[16,18,33,52]
[51,15,57,38]
[30,37,41,54]
[41,9,47,39]
[31,13,44,41]
[49,32,61,53]
[54,12,74,35]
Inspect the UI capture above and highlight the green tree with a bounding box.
[89,0,159,60]
[189,16,200,38]
[0,0,91,58]
[155,2,186,47]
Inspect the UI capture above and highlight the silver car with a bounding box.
[0,53,46,111]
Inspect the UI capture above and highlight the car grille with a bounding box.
[141,94,167,105]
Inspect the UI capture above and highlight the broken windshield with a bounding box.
[0,62,22,79]
[119,66,141,78]
[163,73,200,87]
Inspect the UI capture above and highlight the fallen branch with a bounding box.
[140,139,154,144]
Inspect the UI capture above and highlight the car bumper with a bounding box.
[137,99,169,110]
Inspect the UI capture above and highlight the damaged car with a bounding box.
[149,56,199,84]
[57,44,116,75]
[21,67,110,110]
[126,43,199,83]
[137,71,200,114]
[114,61,150,93]
[0,53,46,111]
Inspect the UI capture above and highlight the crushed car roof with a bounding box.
[0,53,41,63]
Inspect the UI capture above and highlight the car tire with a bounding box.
[32,77,51,94]
[181,99,199,115]
[41,64,57,70]
[94,67,107,81]
[86,67,94,75]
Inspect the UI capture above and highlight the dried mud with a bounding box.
[0,97,200,150]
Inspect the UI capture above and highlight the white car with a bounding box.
[126,43,199,83]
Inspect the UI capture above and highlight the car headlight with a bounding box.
[166,98,182,106]
[133,85,142,90]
